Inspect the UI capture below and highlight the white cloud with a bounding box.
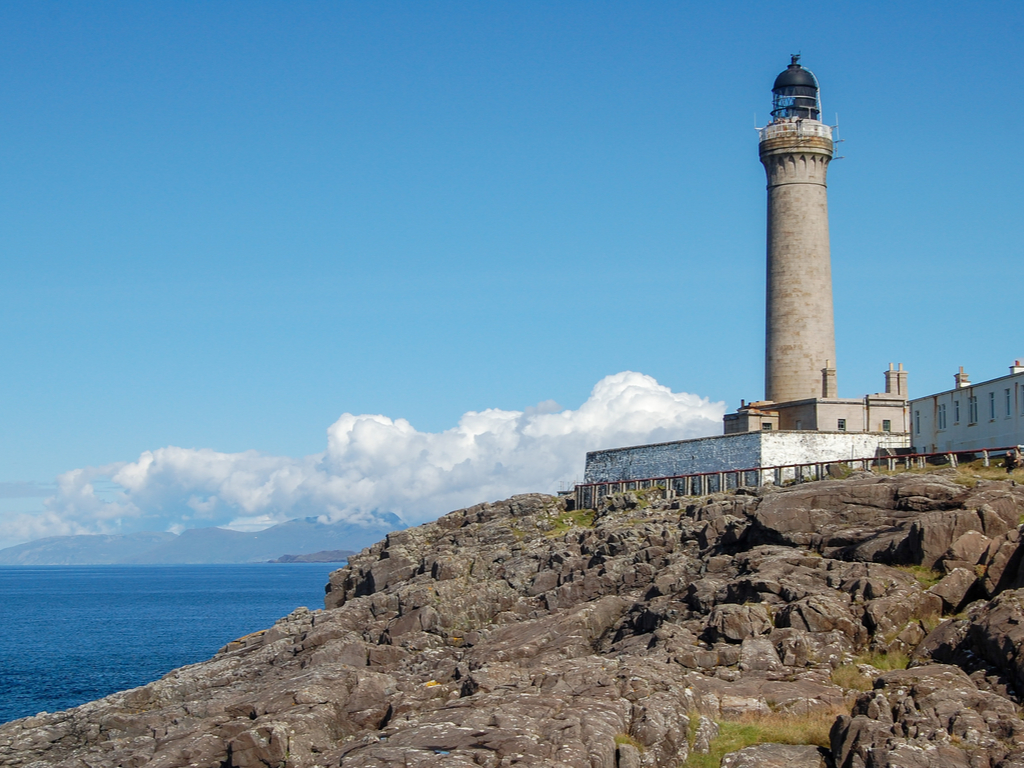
[2,372,724,548]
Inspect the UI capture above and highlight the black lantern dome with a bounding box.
[771,55,821,121]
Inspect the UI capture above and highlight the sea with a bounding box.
[0,563,342,724]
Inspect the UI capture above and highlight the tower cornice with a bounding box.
[758,120,833,159]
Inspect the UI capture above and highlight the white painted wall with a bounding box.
[583,430,910,483]
[761,431,908,466]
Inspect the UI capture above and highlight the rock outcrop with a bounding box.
[4,472,1024,767]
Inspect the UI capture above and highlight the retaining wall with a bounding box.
[583,430,910,483]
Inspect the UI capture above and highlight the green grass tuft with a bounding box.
[613,733,643,750]
[855,650,909,670]
[895,564,943,590]
[683,710,838,767]
[544,507,596,536]
[831,664,873,691]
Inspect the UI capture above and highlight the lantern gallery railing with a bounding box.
[573,445,1024,511]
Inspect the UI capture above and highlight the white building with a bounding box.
[910,362,1024,454]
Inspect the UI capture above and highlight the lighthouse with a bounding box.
[760,55,837,404]
[721,57,909,437]
[581,56,912,491]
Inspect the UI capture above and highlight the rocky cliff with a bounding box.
[5,471,1024,767]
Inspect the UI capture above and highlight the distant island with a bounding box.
[0,515,399,565]
[269,550,353,563]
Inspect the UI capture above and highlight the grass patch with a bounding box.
[895,564,943,590]
[831,664,873,691]
[614,733,643,750]
[958,459,1024,482]
[544,507,596,536]
[855,650,909,670]
[687,711,700,746]
[683,710,838,768]
[872,458,1024,487]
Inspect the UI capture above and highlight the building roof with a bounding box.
[772,55,818,91]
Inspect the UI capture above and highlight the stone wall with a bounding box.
[583,431,910,483]
[583,433,762,483]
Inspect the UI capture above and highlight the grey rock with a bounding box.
[943,529,991,566]
[691,715,719,754]
[5,476,1024,768]
[722,743,830,768]
[928,566,978,613]
[739,636,782,671]
[705,603,773,643]
[830,664,1024,768]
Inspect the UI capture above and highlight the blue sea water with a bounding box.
[0,564,342,724]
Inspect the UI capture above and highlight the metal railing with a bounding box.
[573,444,1023,510]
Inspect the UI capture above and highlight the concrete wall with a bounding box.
[911,370,1024,453]
[774,399,867,431]
[584,430,910,483]
[774,398,908,433]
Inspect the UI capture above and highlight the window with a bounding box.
[761,422,772,431]
[954,400,960,423]
[969,395,978,424]
[914,411,920,434]
[1007,388,1012,416]
[838,418,847,432]
[882,419,892,432]
[937,404,946,430]
[990,391,996,420]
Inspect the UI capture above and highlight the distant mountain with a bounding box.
[269,550,353,563]
[0,515,401,565]
[0,532,177,565]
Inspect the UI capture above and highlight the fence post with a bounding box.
[983,450,990,467]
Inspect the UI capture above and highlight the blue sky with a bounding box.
[1,2,1022,544]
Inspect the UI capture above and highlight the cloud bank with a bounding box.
[2,372,724,547]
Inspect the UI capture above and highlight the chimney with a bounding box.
[955,366,971,389]
[821,360,837,398]
[884,362,909,398]
[1011,360,1024,375]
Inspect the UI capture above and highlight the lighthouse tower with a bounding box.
[581,56,913,491]
[760,55,836,403]
[722,57,909,437]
